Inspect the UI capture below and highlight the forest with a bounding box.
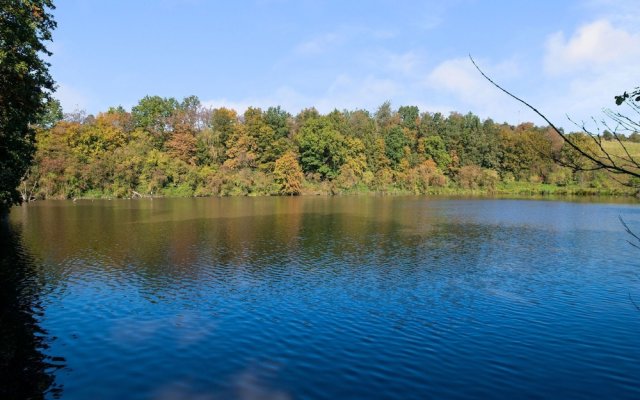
[20,95,640,201]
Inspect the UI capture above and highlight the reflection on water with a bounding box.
[0,221,64,399]
[5,196,640,399]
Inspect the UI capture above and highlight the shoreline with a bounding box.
[20,185,640,205]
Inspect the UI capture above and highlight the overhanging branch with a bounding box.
[469,55,640,179]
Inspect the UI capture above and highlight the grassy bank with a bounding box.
[65,180,637,200]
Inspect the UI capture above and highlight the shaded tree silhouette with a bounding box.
[0,222,64,399]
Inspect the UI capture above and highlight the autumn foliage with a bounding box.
[18,96,635,200]
[274,151,304,195]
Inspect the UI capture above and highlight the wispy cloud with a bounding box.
[293,25,399,58]
[544,19,640,75]
[386,51,424,76]
[295,33,344,55]
[424,57,525,121]
[585,0,640,27]
[316,74,402,111]
[538,14,640,129]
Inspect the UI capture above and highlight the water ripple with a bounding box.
[5,197,640,399]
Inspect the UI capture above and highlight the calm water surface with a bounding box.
[2,196,640,399]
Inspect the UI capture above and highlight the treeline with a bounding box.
[20,95,636,200]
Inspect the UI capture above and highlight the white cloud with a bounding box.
[423,57,525,122]
[316,74,401,112]
[386,51,423,76]
[537,18,640,130]
[202,75,403,116]
[544,19,640,75]
[293,26,399,58]
[427,57,519,95]
[202,52,523,121]
[534,62,639,131]
[427,58,484,96]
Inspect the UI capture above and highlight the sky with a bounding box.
[49,0,640,130]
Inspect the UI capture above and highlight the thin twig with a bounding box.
[620,215,640,249]
[630,293,640,311]
[469,55,640,179]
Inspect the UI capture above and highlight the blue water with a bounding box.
[2,197,640,399]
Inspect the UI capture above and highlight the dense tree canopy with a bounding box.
[18,94,638,201]
[1,0,56,213]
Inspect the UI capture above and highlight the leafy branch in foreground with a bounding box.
[615,88,640,106]
[0,0,57,214]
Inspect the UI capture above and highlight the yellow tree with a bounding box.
[223,123,258,170]
[274,151,303,195]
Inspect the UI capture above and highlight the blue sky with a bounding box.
[50,0,639,129]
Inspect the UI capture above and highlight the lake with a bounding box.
[2,196,640,399]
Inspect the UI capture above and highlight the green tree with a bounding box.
[296,116,348,179]
[294,108,320,133]
[39,98,63,129]
[1,0,56,212]
[209,107,238,161]
[398,105,420,130]
[244,107,282,170]
[131,95,179,148]
[346,109,375,140]
[384,126,408,167]
[264,106,291,139]
[419,135,451,169]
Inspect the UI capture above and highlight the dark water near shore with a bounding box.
[2,196,640,399]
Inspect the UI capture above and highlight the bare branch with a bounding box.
[470,55,640,179]
[620,216,640,249]
[630,293,640,311]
